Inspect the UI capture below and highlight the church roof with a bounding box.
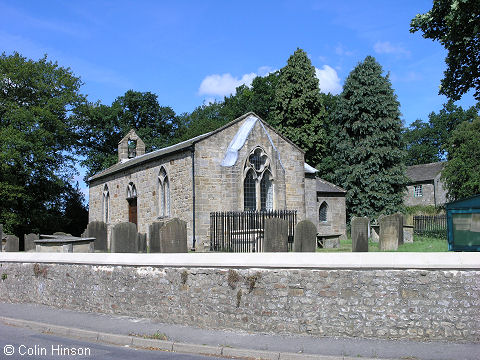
[89,112,303,183]
[316,178,346,194]
[406,161,445,183]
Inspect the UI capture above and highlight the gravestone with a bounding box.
[111,222,138,253]
[0,224,3,251]
[379,214,402,251]
[161,218,187,253]
[5,235,19,252]
[149,222,163,253]
[294,220,317,252]
[137,233,147,253]
[395,213,404,246]
[85,221,108,252]
[264,218,288,252]
[24,233,39,252]
[404,225,414,243]
[351,217,369,252]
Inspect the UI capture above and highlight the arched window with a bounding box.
[260,171,273,211]
[243,147,273,211]
[319,202,328,222]
[126,182,137,225]
[244,169,256,211]
[102,185,110,223]
[158,167,170,217]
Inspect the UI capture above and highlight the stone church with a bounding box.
[88,112,346,251]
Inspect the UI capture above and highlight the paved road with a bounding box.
[0,323,223,360]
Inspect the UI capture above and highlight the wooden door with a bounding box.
[128,198,137,225]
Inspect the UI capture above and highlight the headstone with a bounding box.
[24,233,39,252]
[351,217,369,252]
[111,222,138,253]
[137,233,147,253]
[263,218,288,252]
[149,222,163,253]
[370,224,380,242]
[53,232,72,236]
[5,235,19,252]
[294,220,317,252]
[161,218,187,253]
[395,213,404,246]
[379,214,402,251]
[0,224,3,251]
[404,226,414,243]
[85,221,108,252]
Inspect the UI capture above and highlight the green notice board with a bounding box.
[448,211,480,251]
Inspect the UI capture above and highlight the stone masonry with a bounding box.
[0,262,478,343]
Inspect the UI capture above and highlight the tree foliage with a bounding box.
[403,101,479,165]
[75,90,179,179]
[441,116,480,200]
[0,52,87,237]
[334,56,407,220]
[410,0,480,101]
[272,48,326,167]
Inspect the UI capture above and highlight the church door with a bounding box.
[128,198,137,225]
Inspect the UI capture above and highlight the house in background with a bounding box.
[88,112,347,251]
[404,161,447,208]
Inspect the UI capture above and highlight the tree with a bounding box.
[334,56,407,220]
[403,101,479,165]
[441,117,480,200]
[410,0,480,101]
[75,90,179,179]
[271,48,326,167]
[0,52,84,238]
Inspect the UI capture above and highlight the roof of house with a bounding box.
[88,112,304,183]
[316,178,346,193]
[406,162,445,183]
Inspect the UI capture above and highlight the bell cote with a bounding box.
[118,129,145,162]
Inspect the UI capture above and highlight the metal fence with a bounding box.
[210,210,297,252]
[413,214,447,238]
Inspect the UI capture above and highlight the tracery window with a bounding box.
[102,184,110,223]
[158,167,170,217]
[319,201,328,223]
[243,147,273,211]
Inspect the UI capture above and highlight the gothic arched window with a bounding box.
[243,147,274,211]
[102,184,110,223]
[126,182,137,225]
[319,202,328,222]
[158,167,170,217]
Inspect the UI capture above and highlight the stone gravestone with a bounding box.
[85,221,108,252]
[24,233,39,252]
[137,233,147,253]
[0,224,3,251]
[149,222,162,253]
[5,235,19,252]
[395,213,404,246]
[294,220,317,252]
[379,214,402,251]
[161,218,187,253]
[263,218,288,252]
[111,222,138,253]
[351,217,369,252]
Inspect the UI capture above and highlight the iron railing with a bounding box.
[210,210,297,252]
[413,214,447,238]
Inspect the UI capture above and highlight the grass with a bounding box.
[129,331,168,341]
[317,235,448,253]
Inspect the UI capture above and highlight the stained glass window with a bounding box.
[319,202,328,222]
[244,169,256,211]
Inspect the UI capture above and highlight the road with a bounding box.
[0,323,224,360]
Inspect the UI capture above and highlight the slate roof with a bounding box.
[316,178,346,194]
[406,162,445,183]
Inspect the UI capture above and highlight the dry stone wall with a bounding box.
[0,262,478,343]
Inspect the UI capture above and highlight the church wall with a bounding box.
[89,150,194,248]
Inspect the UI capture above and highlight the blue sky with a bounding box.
[1,0,477,200]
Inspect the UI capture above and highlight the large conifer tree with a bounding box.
[335,56,407,220]
[272,49,326,167]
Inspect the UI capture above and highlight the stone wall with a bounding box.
[317,195,346,236]
[89,150,193,248]
[0,253,478,343]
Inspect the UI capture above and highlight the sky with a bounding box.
[1,0,477,201]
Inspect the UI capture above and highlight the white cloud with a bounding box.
[198,72,256,97]
[335,44,354,57]
[315,65,342,95]
[374,41,410,57]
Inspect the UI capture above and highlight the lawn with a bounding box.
[317,235,448,252]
